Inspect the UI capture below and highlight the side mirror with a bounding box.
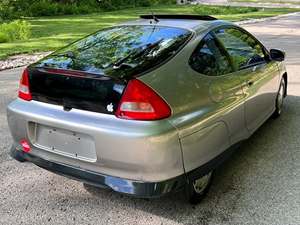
[270,49,285,62]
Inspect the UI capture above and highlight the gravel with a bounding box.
[0,52,51,71]
[0,13,299,225]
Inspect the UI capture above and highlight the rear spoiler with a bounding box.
[140,14,217,21]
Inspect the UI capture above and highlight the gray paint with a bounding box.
[7,18,287,189]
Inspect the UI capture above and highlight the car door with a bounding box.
[178,31,251,173]
[214,27,280,134]
[189,32,249,145]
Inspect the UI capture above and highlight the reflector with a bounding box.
[20,139,31,153]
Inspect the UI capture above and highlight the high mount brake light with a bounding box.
[116,79,171,120]
[18,68,32,101]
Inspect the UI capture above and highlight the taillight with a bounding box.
[116,79,171,120]
[18,68,32,101]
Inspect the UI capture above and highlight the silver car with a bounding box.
[7,15,287,204]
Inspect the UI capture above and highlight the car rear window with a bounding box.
[35,25,192,79]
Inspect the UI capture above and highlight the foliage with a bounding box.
[0,0,15,21]
[0,32,9,43]
[193,5,259,14]
[99,0,175,10]
[0,0,175,20]
[0,20,31,43]
[0,4,299,59]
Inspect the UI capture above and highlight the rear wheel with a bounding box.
[273,78,286,118]
[185,171,213,204]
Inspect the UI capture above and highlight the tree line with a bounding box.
[0,0,175,20]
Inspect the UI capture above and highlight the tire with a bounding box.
[185,171,213,205]
[273,78,286,118]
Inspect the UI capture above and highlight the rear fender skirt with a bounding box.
[180,121,230,175]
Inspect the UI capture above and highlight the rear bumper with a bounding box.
[7,99,184,182]
[10,146,186,198]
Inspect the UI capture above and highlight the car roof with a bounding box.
[120,15,232,33]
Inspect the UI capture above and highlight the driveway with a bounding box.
[0,14,299,225]
[195,0,300,8]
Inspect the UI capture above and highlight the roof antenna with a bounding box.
[151,11,159,24]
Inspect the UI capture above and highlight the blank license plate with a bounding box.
[34,124,97,162]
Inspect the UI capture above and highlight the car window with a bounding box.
[214,27,266,70]
[36,26,192,79]
[189,33,233,76]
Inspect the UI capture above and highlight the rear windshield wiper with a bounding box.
[112,39,163,69]
[52,51,75,59]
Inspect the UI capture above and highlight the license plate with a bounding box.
[34,124,97,162]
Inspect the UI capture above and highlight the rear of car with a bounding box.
[7,24,193,197]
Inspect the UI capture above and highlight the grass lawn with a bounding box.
[0,4,299,59]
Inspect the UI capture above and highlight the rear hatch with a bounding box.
[28,67,125,114]
[29,25,192,114]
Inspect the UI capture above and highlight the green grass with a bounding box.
[0,4,299,59]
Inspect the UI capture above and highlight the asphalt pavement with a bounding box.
[195,0,300,8]
[0,14,299,225]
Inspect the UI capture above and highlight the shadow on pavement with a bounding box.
[77,95,299,224]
